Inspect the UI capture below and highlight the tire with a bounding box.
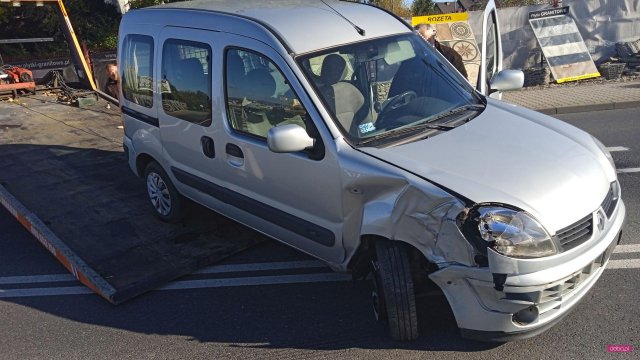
[143,161,183,223]
[371,240,419,341]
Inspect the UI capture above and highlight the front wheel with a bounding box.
[143,161,183,223]
[371,240,419,341]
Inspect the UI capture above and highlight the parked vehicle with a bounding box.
[119,0,625,341]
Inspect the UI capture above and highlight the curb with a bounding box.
[529,100,640,115]
[0,183,117,303]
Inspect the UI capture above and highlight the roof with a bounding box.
[136,0,411,55]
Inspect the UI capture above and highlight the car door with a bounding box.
[205,34,345,264]
[477,0,503,98]
[156,27,217,187]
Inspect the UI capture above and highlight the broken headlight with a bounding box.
[460,206,560,259]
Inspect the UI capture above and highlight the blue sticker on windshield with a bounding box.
[359,122,376,134]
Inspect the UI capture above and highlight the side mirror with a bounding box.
[490,70,524,92]
[267,124,315,153]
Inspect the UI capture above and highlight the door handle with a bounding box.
[201,136,215,158]
[225,143,244,167]
[225,143,244,158]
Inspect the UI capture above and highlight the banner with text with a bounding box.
[412,12,480,83]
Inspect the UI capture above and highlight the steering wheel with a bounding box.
[376,91,417,129]
[379,91,417,115]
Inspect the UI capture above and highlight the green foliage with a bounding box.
[496,0,546,7]
[411,0,436,16]
[475,0,548,9]
[0,0,121,59]
[370,0,412,17]
[129,0,167,10]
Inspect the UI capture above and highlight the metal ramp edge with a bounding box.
[0,183,118,303]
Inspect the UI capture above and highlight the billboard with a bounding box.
[412,13,481,84]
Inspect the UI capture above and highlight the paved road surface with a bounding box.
[0,108,638,359]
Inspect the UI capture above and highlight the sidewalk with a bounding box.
[502,79,640,114]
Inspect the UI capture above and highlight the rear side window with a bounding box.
[225,48,308,139]
[161,39,212,126]
[121,34,154,108]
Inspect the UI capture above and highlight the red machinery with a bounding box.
[0,65,36,97]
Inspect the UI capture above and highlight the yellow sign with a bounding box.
[412,12,468,26]
[555,72,601,83]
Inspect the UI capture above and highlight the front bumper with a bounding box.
[430,199,626,342]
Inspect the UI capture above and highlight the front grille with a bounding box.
[505,249,605,316]
[601,182,619,218]
[557,214,593,251]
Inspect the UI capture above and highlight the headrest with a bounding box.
[227,51,245,80]
[384,40,416,65]
[320,54,347,85]
[180,58,204,78]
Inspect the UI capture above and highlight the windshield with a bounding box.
[297,34,484,146]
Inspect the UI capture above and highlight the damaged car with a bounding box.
[119,0,625,341]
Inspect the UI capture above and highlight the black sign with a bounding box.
[13,58,71,70]
[529,6,570,20]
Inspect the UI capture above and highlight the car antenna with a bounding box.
[320,0,365,36]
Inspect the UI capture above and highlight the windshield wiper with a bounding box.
[356,104,484,146]
[422,104,485,124]
[357,122,453,146]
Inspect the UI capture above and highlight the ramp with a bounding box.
[0,95,264,303]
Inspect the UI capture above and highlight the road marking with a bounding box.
[607,259,640,270]
[606,146,629,152]
[0,286,93,298]
[2,254,639,299]
[195,260,326,274]
[614,244,640,254]
[159,273,351,290]
[0,260,329,286]
[617,168,640,173]
[0,273,351,299]
[0,274,75,285]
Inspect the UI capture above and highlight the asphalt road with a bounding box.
[0,108,638,359]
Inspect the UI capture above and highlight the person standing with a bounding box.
[414,23,469,80]
[104,62,119,99]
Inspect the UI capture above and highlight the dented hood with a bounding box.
[360,100,613,233]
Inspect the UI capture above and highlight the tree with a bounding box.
[0,0,121,58]
[370,0,412,17]
[129,0,167,10]
[411,0,436,16]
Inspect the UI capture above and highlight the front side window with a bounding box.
[121,34,154,108]
[225,48,308,139]
[485,12,498,82]
[161,39,212,126]
[298,34,484,147]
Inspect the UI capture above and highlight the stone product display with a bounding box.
[529,6,600,83]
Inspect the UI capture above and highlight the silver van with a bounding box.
[119,0,625,341]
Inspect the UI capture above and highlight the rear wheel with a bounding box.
[371,240,419,341]
[143,161,183,223]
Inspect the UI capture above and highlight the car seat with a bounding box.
[318,54,364,135]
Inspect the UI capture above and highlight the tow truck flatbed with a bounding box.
[0,95,264,303]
